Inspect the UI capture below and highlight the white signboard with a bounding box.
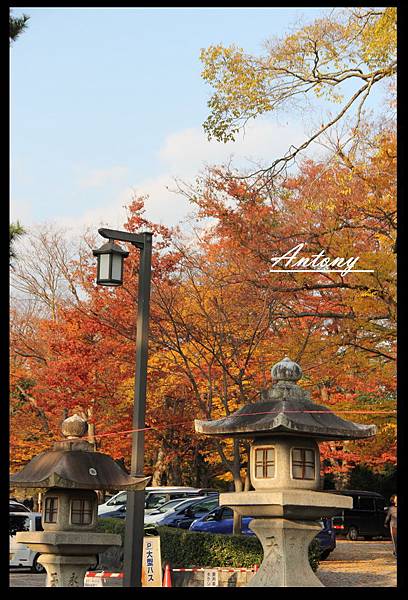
[204,569,219,587]
[142,536,162,587]
[84,576,103,587]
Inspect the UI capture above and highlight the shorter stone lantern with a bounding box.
[10,414,150,587]
[195,357,376,587]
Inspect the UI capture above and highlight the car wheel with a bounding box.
[32,554,46,574]
[346,526,359,541]
[320,549,331,560]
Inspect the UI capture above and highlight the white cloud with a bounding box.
[79,165,129,188]
[158,118,308,176]
[20,117,325,238]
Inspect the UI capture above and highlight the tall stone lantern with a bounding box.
[10,414,150,587]
[195,357,376,587]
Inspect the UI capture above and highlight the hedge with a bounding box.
[97,518,320,572]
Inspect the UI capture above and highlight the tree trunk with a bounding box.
[86,406,96,450]
[194,450,210,488]
[168,455,182,485]
[151,446,166,486]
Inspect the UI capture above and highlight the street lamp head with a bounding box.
[92,239,129,286]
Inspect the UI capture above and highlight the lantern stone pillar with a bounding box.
[10,414,150,587]
[249,519,322,587]
[195,357,377,587]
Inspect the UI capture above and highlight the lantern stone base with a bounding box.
[16,531,121,587]
[247,518,323,587]
[38,553,97,587]
[220,490,352,588]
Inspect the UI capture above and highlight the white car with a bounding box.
[97,487,216,516]
[9,500,31,513]
[144,496,208,525]
[9,511,45,573]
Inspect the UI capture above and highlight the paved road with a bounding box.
[9,568,46,587]
[9,540,397,587]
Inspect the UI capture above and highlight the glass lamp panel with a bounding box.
[111,253,123,282]
[99,253,111,280]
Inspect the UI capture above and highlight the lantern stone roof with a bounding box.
[195,357,376,442]
[10,414,150,491]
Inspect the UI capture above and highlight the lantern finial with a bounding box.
[61,414,88,439]
[271,357,302,383]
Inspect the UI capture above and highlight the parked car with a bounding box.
[189,508,336,560]
[330,490,390,540]
[97,486,217,516]
[100,494,220,526]
[144,497,207,525]
[154,495,220,529]
[98,504,127,519]
[9,501,31,513]
[9,512,45,573]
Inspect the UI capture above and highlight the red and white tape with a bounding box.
[171,567,256,573]
[85,572,124,578]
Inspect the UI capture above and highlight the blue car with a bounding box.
[189,507,336,559]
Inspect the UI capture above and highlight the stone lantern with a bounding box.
[10,414,150,587]
[195,357,376,587]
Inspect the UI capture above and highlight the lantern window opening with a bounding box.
[254,447,276,479]
[70,498,93,525]
[291,447,316,480]
[44,497,58,523]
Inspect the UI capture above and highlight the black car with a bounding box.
[330,490,390,540]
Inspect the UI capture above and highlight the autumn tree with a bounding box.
[200,7,396,181]
[173,123,396,480]
[10,224,77,321]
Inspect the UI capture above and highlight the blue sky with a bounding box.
[10,7,388,236]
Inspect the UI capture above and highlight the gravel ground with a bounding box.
[317,540,397,587]
[9,540,397,587]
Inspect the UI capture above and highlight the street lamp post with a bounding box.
[93,227,153,588]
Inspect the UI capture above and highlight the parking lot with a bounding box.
[318,540,397,587]
[9,540,397,587]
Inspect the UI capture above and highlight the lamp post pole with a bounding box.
[96,228,152,588]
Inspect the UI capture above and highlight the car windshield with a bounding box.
[172,497,208,513]
[155,498,190,514]
[9,502,30,513]
[9,515,30,536]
